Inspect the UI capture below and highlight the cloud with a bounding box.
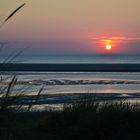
[126,37,140,41]
[89,36,140,44]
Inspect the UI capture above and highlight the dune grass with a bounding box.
[0,3,26,28]
[34,101,140,140]
[0,99,140,140]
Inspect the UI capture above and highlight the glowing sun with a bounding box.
[103,39,112,51]
[105,44,112,50]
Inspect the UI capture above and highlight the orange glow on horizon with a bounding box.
[103,39,112,51]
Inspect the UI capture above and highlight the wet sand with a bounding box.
[1,93,140,105]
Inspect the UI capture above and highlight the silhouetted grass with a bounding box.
[32,101,139,140]
[0,75,44,140]
[0,3,26,28]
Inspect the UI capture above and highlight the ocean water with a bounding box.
[0,54,140,64]
[0,54,140,104]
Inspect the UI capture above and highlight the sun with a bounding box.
[105,44,112,51]
[103,39,112,51]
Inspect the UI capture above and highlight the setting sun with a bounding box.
[103,39,112,51]
[105,44,112,50]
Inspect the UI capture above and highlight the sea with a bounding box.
[0,54,140,107]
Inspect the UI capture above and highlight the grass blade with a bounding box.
[4,3,26,24]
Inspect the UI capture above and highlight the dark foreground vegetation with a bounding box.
[0,101,140,140]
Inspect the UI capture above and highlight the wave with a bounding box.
[15,79,140,86]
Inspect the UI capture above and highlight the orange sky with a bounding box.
[0,0,140,54]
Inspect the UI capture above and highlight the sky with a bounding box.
[0,0,140,54]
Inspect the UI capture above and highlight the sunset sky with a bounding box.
[0,0,140,54]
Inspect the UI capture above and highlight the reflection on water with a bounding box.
[103,85,113,93]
